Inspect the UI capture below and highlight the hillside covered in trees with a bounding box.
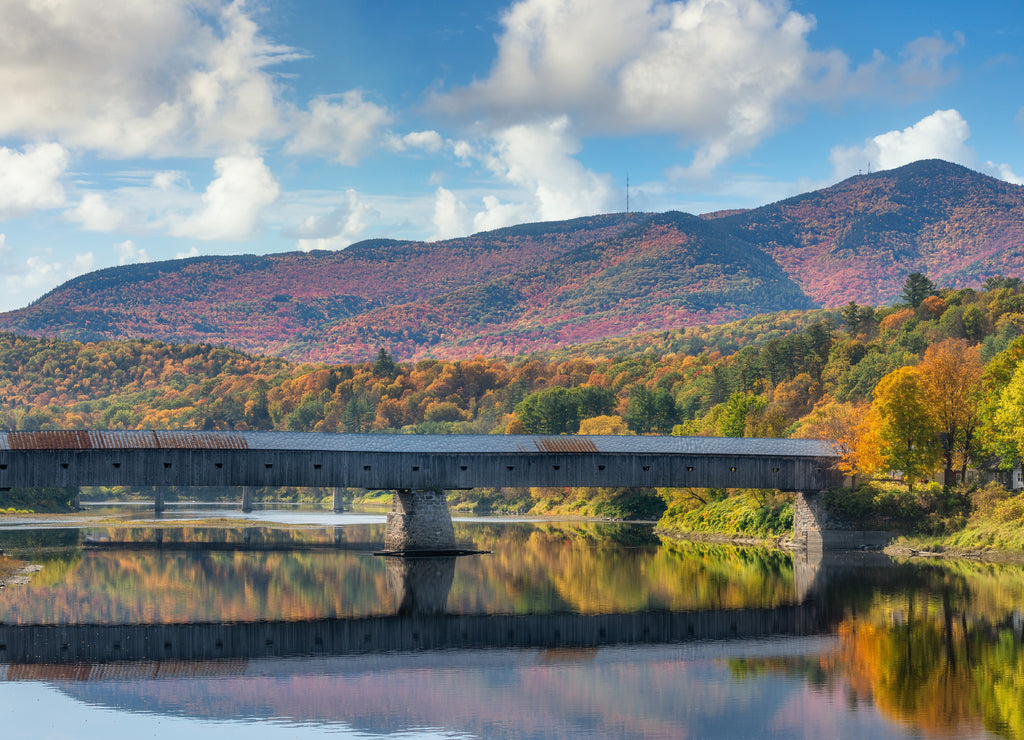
[1,160,1023,363]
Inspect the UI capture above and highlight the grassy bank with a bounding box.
[656,490,794,540]
[891,482,1024,553]
[373,487,666,520]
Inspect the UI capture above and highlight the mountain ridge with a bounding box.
[2,159,1022,362]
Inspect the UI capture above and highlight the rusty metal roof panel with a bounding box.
[532,437,599,454]
[152,431,249,450]
[4,431,92,450]
[88,430,161,449]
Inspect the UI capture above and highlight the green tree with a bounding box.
[372,347,398,380]
[841,301,862,333]
[719,392,767,438]
[902,272,938,309]
[624,386,678,434]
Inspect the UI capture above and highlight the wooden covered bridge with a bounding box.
[0,430,843,552]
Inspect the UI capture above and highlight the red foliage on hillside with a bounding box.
[2,160,1023,362]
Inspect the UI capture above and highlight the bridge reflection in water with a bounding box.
[0,550,839,666]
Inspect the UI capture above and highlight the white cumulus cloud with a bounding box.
[174,154,280,240]
[830,109,974,177]
[386,130,445,154]
[437,0,820,173]
[473,116,616,230]
[432,187,470,240]
[113,239,150,265]
[0,143,68,218]
[290,190,375,251]
[435,0,964,175]
[0,234,94,310]
[67,193,125,232]
[287,92,393,165]
[176,246,202,259]
[0,0,299,157]
[830,109,1022,184]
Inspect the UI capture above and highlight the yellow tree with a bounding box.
[917,339,983,484]
[871,366,941,489]
[795,397,882,478]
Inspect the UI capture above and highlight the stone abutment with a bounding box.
[384,489,457,553]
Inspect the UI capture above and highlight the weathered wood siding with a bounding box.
[0,448,838,492]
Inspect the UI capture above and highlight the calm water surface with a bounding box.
[0,509,1021,739]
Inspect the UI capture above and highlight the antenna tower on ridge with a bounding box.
[626,174,630,213]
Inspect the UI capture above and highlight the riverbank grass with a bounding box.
[656,490,793,539]
[893,481,1024,552]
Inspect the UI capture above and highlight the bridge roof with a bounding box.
[0,430,838,458]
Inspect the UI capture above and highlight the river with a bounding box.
[0,508,1021,739]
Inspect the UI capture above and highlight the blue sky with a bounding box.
[0,0,1020,311]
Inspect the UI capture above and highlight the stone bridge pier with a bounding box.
[793,490,896,553]
[384,489,457,554]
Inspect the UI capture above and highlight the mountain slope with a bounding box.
[2,159,1023,362]
[1,214,647,357]
[303,211,815,361]
[714,159,1024,305]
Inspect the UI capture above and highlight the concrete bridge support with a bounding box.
[384,489,456,553]
[241,486,253,513]
[154,487,165,514]
[332,487,343,513]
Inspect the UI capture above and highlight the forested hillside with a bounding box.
[0,214,648,361]
[2,160,1022,363]
[713,159,1024,306]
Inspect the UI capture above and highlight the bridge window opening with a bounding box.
[553,465,560,470]
[642,465,650,471]
[507,466,515,471]
[363,465,371,471]
[215,463,223,469]
[0,464,6,470]
[460,465,467,471]
[412,466,420,471]
[265,463,273,469]
[164,642,172,649]
[113,463,121,469]
[61,463,69,469]
[730,466,736,472]
[598,465,605,471]
[314,464,322,470]
[163,463,171,469]
[686,466,694,471]
[772,467,779,473]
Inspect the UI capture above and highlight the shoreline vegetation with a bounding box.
[3,477,1023,564]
